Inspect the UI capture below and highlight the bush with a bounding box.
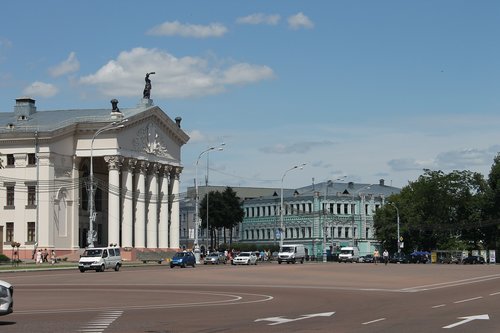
[0,254,10,263]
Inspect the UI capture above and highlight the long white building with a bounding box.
[0,97,189,260]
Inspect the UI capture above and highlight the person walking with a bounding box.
[383,249,389,265]
[373,249,380,265]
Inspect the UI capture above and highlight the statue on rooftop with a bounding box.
[143,72,155,99]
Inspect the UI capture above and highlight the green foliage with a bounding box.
[0,254,10,262]
[374,168,491,252]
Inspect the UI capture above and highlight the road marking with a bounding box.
[431,304,446,308]
[362,318,386,325]
[453,296,483,304]
[443,314,489,329]
[255,312,335,326]
[489,291,500,296]
[77,310,123,333]
[400,274,500,292]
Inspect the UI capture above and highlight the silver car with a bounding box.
[232,252,258,265]
[204,252,227,265]
[0,280,13,316]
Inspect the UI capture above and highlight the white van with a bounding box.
[78,247,122,272]
[338,246,359,263]
[278,244,306,264]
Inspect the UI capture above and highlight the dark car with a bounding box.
[170,251,196,268]
[358,254,374,263]
[462,255,485,264]
[390,253,410,264]
[410,251,430,264]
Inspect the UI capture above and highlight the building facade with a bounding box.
[0,97,189,259]
[241,180,401,257]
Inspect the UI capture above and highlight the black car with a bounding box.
[462,255,485,264]
[409,251,430,264]
[390,253,410,264]
[358,254,374,263]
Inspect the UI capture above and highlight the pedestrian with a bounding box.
[43,248,49,263]
[383,249,389,265]
[36,249,42,264]
[51,250,57,265]
[373,249,380,265]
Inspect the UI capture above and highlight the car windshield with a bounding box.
[238,253,250,257]
[174,252,189,258]
[207,253,218,257]
[82,249,102,257]
[281,247,294,253]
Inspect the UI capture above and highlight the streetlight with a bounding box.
[88,119,128,248]
[389,202,401,253]
[351,184,374,248]
[205,143,225,253]
[279,163,306,249]
[194,144,224,264]
[322,176,346,262]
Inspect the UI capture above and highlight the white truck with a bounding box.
[278,244,306,264]
[338,246,359,263]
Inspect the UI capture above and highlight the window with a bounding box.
[27,185,36,207]
[27,222,35,242]
[345,227,349,238]
[6,185,14,207]
[6,222,14,242]
[6,154,14,166]
[337,227,342,238]
[27,153,36,166]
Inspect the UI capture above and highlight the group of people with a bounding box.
[33,248,57,265]
[373,249,390,265]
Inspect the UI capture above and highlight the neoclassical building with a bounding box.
[0,96,189,259]
[241,180,401,256]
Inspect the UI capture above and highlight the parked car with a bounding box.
[204,252,227,265]
[170,251,196,268]
[358,254,374,263]
[232,252,258,265]
[409,251,430,264]
[462,255,485,264]
[390,253,410,264]
[0,280,13,316]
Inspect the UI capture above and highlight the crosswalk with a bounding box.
[76,310,123,333]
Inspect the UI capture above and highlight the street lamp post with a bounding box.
[194,144,224,264]
[88,119,128,248]
[279,163,306,249]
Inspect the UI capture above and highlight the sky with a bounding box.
[1,1,500,193]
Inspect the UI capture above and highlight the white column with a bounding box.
[147,163,159,248]
[134,161,149,248]
[169,166,181,249]
[104,155,123,246]
[158,165,170,248]
[121,159,135,248]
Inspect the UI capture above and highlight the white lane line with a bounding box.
[400,274,500,292]
[489,291,500,296]
[362,318,386,325]
[453,296,483,304]
[432,304,446,308]
[77,310,123,333]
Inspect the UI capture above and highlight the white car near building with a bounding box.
[232,252,258,265]
[0,280,13,316]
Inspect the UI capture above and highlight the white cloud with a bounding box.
[0,37,12,50]
[48,52,80,77]
[186,130,206,143]
[147,21,227,38]
[22,81,59,97]
[79,47,274,98]
[436,147,498,169]
[388,158,435,171]
[287,12,314,30]
[236,13,280,25]
[222,63,275,84]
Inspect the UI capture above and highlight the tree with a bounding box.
[374,169,487,252]
[482,154,500,250]
[199,187,244,250]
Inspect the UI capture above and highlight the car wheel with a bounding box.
[278,260,282,264]
[79,267,85,273]
[255,261,257,265]
[170,264,174,268]
[100,264,105,272]
[114,264,120,271]
[181,263,186,268]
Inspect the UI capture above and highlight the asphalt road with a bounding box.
[0,261,499,333]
